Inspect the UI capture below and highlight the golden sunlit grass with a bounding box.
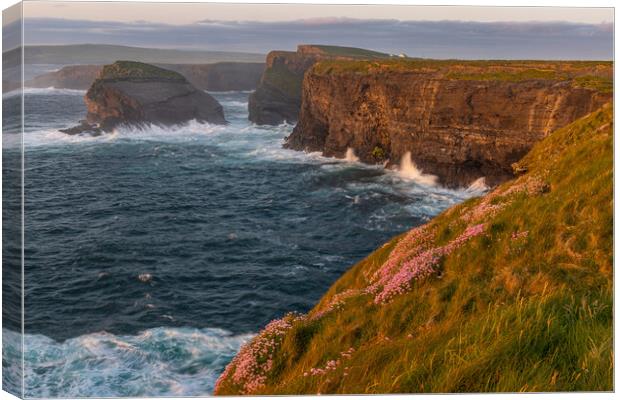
[216,103,613,395]
[311,59,612,92]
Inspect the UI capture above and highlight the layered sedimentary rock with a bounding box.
[286,60,612,187]
[61,61,226,135]
[27,62,265,91]
[249,45,389,125]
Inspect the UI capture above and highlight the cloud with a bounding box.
[20,17,613,60]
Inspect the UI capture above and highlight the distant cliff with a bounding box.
[61,61,225,135]
[26,62,265,92]
[28,65,103,90]
[160,62,265,91]
[285,59,612,187]
[249,45,390,125]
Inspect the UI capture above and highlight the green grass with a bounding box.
[262,62,304,99]
[306,45,389,59]
[99,60,185,81]
[445,69,561,82]
[215,103,613,395]
[311,59,612,89]
[573,75,614,93]
[261,45,391,99]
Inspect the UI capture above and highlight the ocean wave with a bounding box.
[397,151,438,186]
[23,119,231,148]
[3,87,87,98]
[218,100,249,107]
[207,90,253,95]
[3,327,252,397]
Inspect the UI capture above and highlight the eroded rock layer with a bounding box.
[249,45,390,125]
[285,60,612,187]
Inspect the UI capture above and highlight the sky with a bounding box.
[19,2,614,25]
[2,2,615,59]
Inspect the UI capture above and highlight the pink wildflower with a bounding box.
[214,312,303,394]
[511,230,529,241]
[372,224,487,304]
[502,176,548,197]
[311,289,360,320]
[460,198,505,224]
[303,348,355,378]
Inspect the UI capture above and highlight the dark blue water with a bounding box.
[3,88,481,396]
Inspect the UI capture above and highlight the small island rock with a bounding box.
[61,61,226,135]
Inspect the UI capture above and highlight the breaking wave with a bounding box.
[3,328,252,397]
[344,147,360,162]
[3,86,87,98]
[397,151,438,186]
[467,177,490,193]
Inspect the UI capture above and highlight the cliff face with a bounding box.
[249,45,389,125]
[285,60,612,187]
[27,65,102,90]
[160,62,265,91]
[215,103,613,395]
[61,61,226,135]
[26,62,265,92]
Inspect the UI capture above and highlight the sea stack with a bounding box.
[61,61,226,135]
[249,45,390,125]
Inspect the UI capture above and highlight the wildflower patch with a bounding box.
[369,224,487,304]
[214,313,303,394]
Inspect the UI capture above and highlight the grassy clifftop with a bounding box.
[311,59,612,92]
[299,44,390,59]
[99,61,186,81]
[215,103,613,394]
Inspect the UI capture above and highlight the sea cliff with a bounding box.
[285,60,612,187]
[215,102,613,394]
[249,45,390,125]
[27,65,103,90]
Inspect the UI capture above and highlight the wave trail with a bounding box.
[3,87,87,98]
[3,327,252,397]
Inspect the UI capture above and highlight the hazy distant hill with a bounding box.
[3,44,266,67]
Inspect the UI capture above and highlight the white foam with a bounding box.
[207,90,253,95]
[4,87,87,98]
[466,177,490,194]
[344,147,360,162]
[397,151,438,186]
[3,327,253,397]
[22,120,228,148]
[219,100,248,108]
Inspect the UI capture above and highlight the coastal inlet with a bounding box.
[4,88,484,396]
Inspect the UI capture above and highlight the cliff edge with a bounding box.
[61,61,226,135]
[285,59,612,187]
[248,45,389,125]
[215,103,613,394]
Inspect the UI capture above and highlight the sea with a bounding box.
[2,85,485,397]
